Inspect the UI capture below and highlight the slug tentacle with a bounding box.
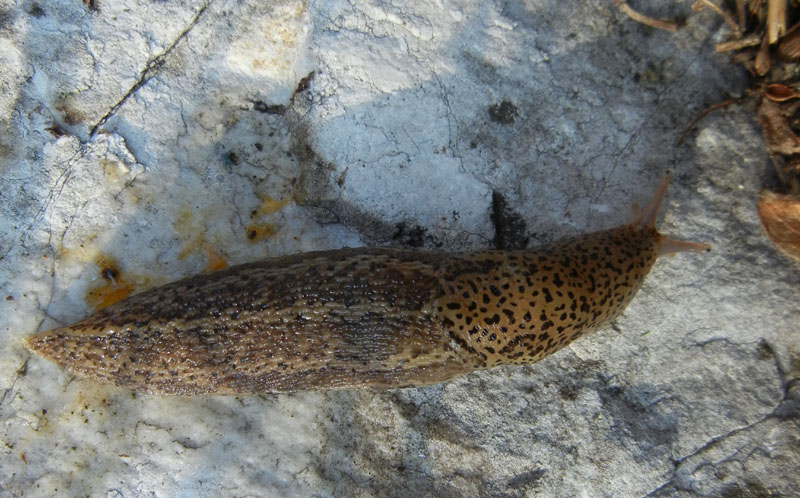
[627,172,711,255]
[658,238,712,256]
[26,176,710,395]
[629,172,672,229]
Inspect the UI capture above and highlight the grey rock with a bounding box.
[0,0,797,497]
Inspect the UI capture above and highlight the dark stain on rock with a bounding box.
[488,100,517,125]
[294,72,315,95]
[507,468,546,490]
[29,4,45,17]
[491,190,528,250]
[252,100,286,115]
[599,383,678,458]
[46,125,65,137]
[101,265,120,283]
[720,479,778,498]
[393,222,428,248]
[55,100,87,126]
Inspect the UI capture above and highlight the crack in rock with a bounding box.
[89,2,211,139]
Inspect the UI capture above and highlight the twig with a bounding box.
[615,1,681,32]
[767,0,787,44]
[693,0,741,38]
[736,0,746,33]
[716,33,762,52]
[755,34,772,75]
[675,98,745,146]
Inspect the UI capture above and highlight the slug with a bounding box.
[26,174,710,395]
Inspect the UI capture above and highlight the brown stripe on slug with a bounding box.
[26,174,710,395]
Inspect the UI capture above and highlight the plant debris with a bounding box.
[757,190,800,260]
[614,1,683,32]
[618,0,800,262]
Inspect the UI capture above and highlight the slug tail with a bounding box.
[25,328,74,366]
[25,331,47,356]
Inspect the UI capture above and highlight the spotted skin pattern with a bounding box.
[434,226,658,369]
[26,177,707,395]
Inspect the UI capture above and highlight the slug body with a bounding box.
[27,175,710,395]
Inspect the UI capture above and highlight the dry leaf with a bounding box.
[765,83,798,101]
[758,97,800,154]
[757,190,800,260]
[777,21,800,60]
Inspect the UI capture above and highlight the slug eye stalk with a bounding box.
[628,172,711,256]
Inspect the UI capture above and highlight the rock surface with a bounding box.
[1,0,798,496]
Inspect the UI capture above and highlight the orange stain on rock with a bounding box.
[202,243,228,272]
[85,255,133,311]
[257,195,290,216]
